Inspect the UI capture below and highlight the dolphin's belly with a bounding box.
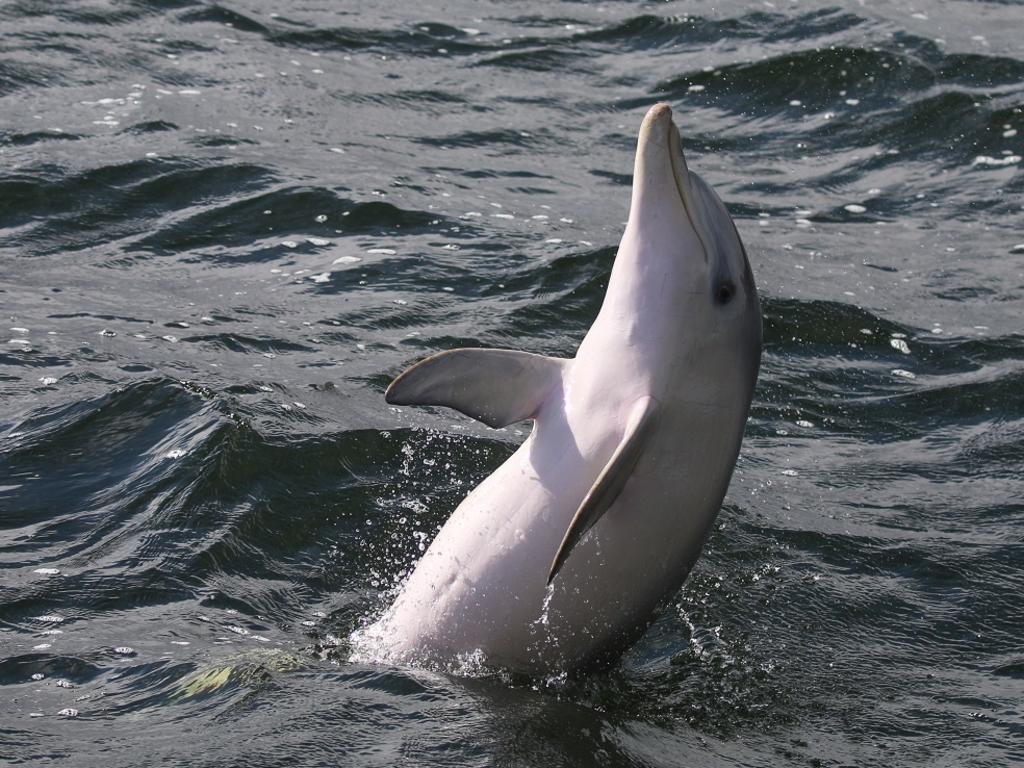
[368,429,594,666]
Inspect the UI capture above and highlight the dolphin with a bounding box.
[356,103,761,674]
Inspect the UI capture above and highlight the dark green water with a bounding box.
[2,1,1023,765]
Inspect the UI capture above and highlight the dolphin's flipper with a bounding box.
[385,348,567,429]
[548,395,659,584]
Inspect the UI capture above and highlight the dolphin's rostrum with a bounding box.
[357,103,762,674]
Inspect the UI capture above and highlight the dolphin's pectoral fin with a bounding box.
[385,348,567,429]
[548,396,659,584]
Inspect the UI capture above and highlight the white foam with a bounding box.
[972,155,1020,167]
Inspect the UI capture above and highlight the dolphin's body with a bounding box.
[357,104,761,674]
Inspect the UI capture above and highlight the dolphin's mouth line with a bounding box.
[667,123,710,265]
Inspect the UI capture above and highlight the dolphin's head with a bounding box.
[625,103,761,387]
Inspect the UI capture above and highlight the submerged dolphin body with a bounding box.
[358,104,761,674]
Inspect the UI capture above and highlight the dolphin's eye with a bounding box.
[715,281,735,305]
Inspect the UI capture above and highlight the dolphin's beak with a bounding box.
[629,103,709,259]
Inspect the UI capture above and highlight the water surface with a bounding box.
[2,1,1023,766]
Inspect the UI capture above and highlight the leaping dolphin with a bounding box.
[355,103,761,674]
